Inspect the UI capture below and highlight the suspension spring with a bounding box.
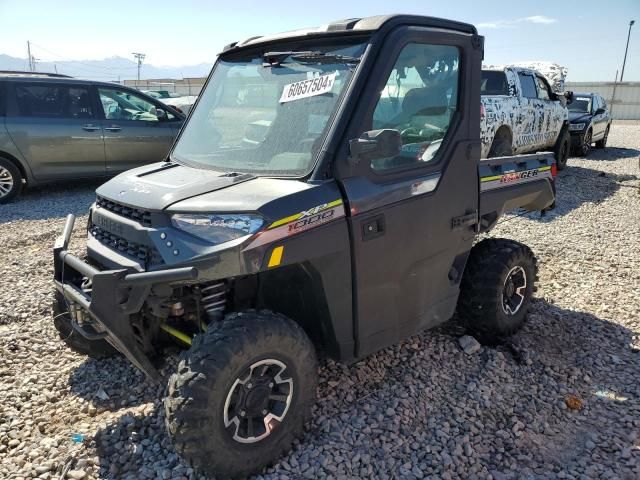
[200,282,226,320]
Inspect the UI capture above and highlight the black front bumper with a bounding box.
[569,130,585,148]
[53,215,198,382]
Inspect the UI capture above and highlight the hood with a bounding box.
[569,111,592,123]
[96,162,256,211]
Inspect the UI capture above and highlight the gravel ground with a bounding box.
[1,122,639,480]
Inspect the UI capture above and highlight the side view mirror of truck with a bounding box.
[349,128,402,165]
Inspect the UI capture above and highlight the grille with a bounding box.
[96,196,152,227]
[89,225,164,268]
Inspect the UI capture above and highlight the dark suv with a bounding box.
[568,92,612,156]
[0,72,185,203]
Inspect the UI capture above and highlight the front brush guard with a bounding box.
[53,214,198,382]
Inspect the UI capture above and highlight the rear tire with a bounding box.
[457,239,537,342]
[0,157,23,204]
[595,125,609,149]
[553,129,570,170]
[52,291,118,358]
[488,134,513,158]
[165,310,318,479]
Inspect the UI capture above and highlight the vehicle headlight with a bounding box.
[171,214,264,244]
[569,123,585,131]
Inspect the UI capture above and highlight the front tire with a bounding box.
[579,129,592,157]
[554,129,570,170]
[457,239,537,342]
[165,310,318,479]
[52,291,119,358]
[595,125,609,149]
[488,134,513,158]
[0,157,23,204]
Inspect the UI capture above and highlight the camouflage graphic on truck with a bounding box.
[480,64,570,159]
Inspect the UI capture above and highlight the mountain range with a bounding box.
[0,54,213,81]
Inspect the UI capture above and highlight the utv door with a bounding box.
[4,81,105,180]
[97,87,178,174]
[336,27,481,356]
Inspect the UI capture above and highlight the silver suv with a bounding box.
[0,72,185,203]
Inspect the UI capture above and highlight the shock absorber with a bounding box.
[200,282,226,321]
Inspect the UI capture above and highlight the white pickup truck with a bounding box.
[480,63,572,169]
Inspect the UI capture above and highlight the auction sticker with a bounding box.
[280,72,337,103]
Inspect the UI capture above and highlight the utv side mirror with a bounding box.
[349,129,402,166]
[595,107,606,115]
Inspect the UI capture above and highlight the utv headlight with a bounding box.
[569,123,585,131]
[171,214,264,244]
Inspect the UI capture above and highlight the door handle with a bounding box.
[362,214,385,241]
[105,125,121,132]
[82,124,100,132]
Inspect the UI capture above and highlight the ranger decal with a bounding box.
[481,166,551,191]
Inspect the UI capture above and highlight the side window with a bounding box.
[14,83,93,118]
[592,96,600,113]
[480,71,509,95]
[371,43,460,172]
[98,88,173,122]
[600,97,607,111]
[518,74,537,99]
[535,76,551,101]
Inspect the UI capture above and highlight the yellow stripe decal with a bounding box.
[269,212,302,229]
[268,246,284,268]
[481,175,502,182]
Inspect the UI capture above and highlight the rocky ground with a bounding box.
[0,122,639,480]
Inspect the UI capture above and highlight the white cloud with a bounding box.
[478,15,558,29]
[524,15,557,24]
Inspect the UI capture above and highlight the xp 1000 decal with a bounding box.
[244,199,345,249]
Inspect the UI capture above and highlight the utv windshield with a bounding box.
[171,40,367,176]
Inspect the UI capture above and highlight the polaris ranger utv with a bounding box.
[53,15,556,478]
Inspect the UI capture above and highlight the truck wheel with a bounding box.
[52,291,118,358]
[165,310,318,479]
[457,238,537,342]
[554,129,570,170]
[595,126,609,149]
[488,135,513,157]
[0,157,23,204]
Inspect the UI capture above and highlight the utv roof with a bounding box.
[224,14,478,52]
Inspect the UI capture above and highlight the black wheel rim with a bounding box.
[223,359,293,443]
[501,266,527,315]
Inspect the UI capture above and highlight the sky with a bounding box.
[0,0,638,82]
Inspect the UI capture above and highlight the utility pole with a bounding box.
[132,52,146,81]
[27,41,33,71]
[620,20,635,82]
[26,41,39,72]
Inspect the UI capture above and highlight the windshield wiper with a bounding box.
[263,50,360,67]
